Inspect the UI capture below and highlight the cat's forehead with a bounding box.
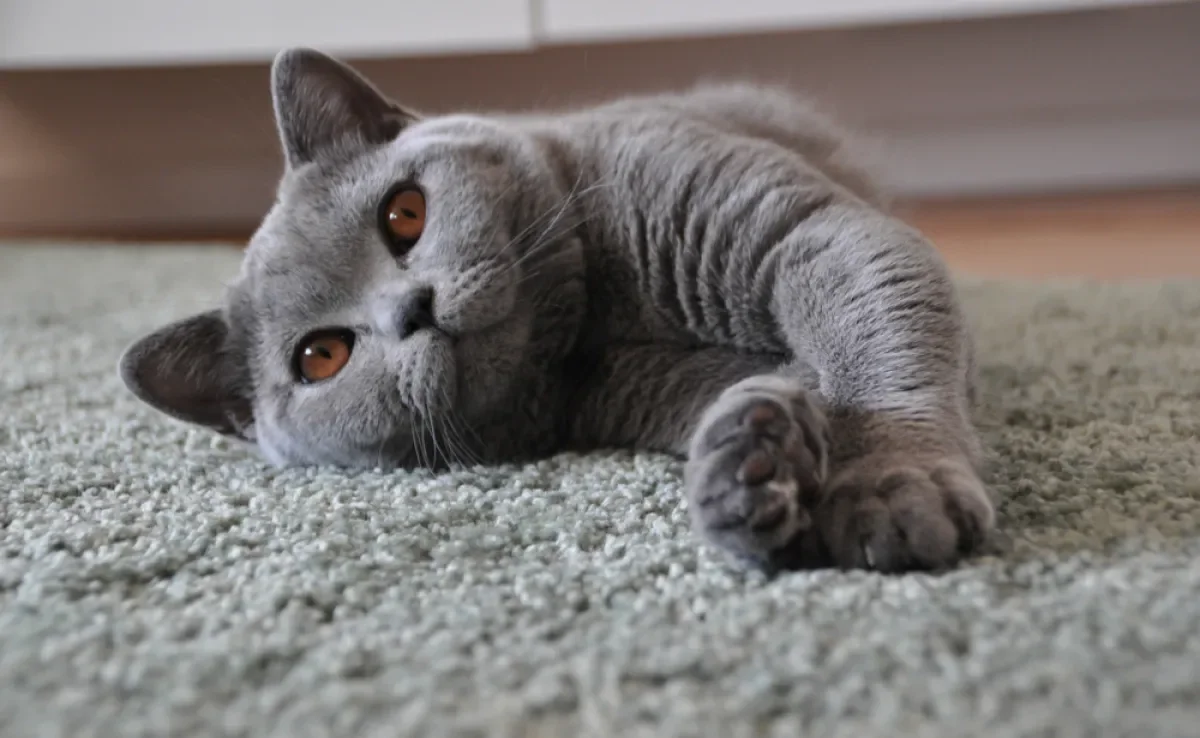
[237,180,369,328]
[240,116,515,310]
[239,231,360,330]
[241,113,523,305]
[270,114,510,215]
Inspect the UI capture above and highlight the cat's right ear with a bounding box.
[270,47,417,167]
[118,310,254,439]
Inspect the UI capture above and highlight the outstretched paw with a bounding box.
[684,375,829,568]
[818,456,994,572]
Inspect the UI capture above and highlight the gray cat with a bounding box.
[120,48,994,573]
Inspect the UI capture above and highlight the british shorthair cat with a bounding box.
[120,48,993,573]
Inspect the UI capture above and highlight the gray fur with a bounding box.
[120,48,994,573]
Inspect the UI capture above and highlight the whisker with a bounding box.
[532,181,614,249]
[440,384,482,467]
[413,409,431,469]
[518,183,613,258]
[483,176,615,296]
[451,410,483,467]
[427,404,449,470]
[443,406,473,469]
[437,405,465,467]
[494,169,587,260]
[433,413,455,469]
[492,212,597,285]
[374,434,388,470]
[497,177,614,269]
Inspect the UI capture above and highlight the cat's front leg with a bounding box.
[683,374,831,570]
[767,205,996,572]
[566,346,829,568]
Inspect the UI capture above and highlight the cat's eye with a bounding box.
[380,184,426,252]
[294,330,355,384]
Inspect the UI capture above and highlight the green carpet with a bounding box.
[2,243,1198,737]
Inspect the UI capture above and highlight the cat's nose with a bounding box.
[394,286,436,339]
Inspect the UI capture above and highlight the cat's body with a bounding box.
[121,49,993,573]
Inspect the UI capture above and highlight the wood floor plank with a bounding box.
[3,188,1198,279]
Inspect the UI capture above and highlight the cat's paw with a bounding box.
[817,456,994,572]
[684,375,829,568]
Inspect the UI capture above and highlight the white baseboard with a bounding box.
[873,109,1200,197]
[539,0,1181,43]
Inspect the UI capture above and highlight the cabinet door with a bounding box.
[539,0,1174,42]
[0,0,533,68]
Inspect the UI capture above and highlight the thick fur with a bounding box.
[120,48,994,573]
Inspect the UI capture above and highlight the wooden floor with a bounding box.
[4,189,1198,280]
[903,189,1200,279]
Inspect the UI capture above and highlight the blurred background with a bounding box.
[1,0,1197,277]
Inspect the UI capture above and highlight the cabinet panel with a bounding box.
[540,0,1176,42]
[0,0,533,68]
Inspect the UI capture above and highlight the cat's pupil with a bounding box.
[400,208,417,219]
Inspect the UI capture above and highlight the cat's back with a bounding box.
[501,84,892,351]
[542,83,885,207]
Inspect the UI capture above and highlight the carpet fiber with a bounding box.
[2,243,1199,737]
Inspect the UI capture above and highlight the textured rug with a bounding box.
[1,243,1198,738]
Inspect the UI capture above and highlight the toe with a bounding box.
[819,459,986,573]
[738,448,777,485]
[743,400,783,429]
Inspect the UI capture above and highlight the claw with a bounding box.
[862,543,876,570]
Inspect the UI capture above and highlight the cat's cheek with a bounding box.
[252,409,310,467]
[431,265,519,335]
[261,361,408,467]
[255,429,297,468]
[452,322,531,418]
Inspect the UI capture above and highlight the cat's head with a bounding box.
[120,48,586,468]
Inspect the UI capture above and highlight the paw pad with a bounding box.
[684,376,830,568]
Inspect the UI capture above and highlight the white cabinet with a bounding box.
[540,0,1176,42]
[0,0,1174,67]
[0,0,534,68]
[1,0,1176,68]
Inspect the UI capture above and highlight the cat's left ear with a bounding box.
[270,47,418,167]
[118,310,255,440]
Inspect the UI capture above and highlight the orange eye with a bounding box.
[382,185,426,248]
[295,331,354,383]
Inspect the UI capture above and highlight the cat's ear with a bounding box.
[118,310,254,439]
[270,47,417,167]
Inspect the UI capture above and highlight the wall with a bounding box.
[0,2,1197,237]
